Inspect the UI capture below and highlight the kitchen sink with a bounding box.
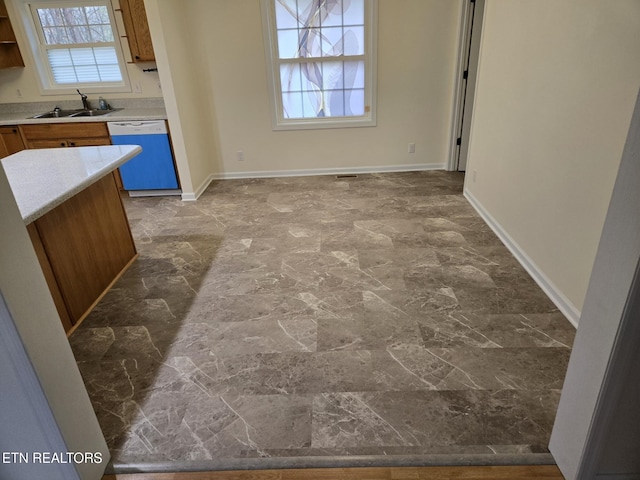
[29,108,122,119]
[69,108,122,117]
[30,110,82,119]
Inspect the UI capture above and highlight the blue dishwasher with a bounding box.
[108,121,180,196]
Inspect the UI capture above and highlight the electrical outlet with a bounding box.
[16,88,23,98]
[133,82,142,94]
[237,151,245,161]
[408,143,416,154]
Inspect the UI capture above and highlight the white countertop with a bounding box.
[0,107,167,126]
[1,145,142,224]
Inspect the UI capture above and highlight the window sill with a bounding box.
[271,115,377,132]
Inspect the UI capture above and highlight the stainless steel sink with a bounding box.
[68,108,122,117]
[30,109,82,119]
[29,108,122,119]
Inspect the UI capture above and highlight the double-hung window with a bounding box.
[261,0,377,130]
[18,0,129,93]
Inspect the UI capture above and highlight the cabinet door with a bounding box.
[20,122,109,141]
[0,126,25,158]
[0,0,25,68]
[67,138,111,147]
[26,140,69,149]
[120,0,155,62]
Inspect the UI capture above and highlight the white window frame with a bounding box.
[260,0,378,131]
[15,0,131,95]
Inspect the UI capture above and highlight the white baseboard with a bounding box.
[180,164,446,201]
[181,174,216,202]
[210,163,446,180]
[464,190,581,328]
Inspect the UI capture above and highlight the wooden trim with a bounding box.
[102,465,566,480]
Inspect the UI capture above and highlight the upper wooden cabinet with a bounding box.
[119,0,155,62]
[0,0,25,69]
[0,126,25,158]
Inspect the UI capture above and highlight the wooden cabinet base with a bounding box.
[28,172,137,334]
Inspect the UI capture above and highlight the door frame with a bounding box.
[448,0,485,172]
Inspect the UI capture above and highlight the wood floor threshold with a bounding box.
[103,465,565,479]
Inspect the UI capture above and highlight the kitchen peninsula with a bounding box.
[1,145,142,333]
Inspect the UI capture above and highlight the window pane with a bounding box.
[321,26,344,57]
[328,89,345,116]
[344,0,365,25]
[75,65,100,82]
[347,88,365,115]
[299,28,322,57]
[68,26,91,43]
[282,91,304,118]
[51,67,78,84]
[97,64,122,82]
[69,48,96,65]
[280,63,303,92]
[85,6,110,25]
[63,7,86,25]
[321,0,344,27]
[323,61,344,89]
[37,5,113,45]
[300,61,323,91]
[47,48,72,67]
[43,26,69,44]
[275,0,297,29]
[93,46,118,64]
[296,0,315,27]
[269,0,373,126]
[281,60,366,119]
[38,8,65,27]
[274,1,365,60]
[89,25,114,42]
[277,29,299,59]
[301,89,320,118]
[343,26,364,55]
[345,60,364,89]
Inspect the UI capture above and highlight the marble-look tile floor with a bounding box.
[69,171,575,470]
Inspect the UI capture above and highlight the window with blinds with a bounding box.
[24,1,129,91]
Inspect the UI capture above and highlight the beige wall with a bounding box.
[2,0,463,193]
[0,0,163,103]
[465,0,640,319]
[144,0,221,197]
[170,0,463,177]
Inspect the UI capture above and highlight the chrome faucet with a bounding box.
[77,89,90,110]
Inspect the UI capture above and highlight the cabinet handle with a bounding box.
[135,55,140,59]
[69,142,76,146]
[12,128,17,133]
[60,142,66,147]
